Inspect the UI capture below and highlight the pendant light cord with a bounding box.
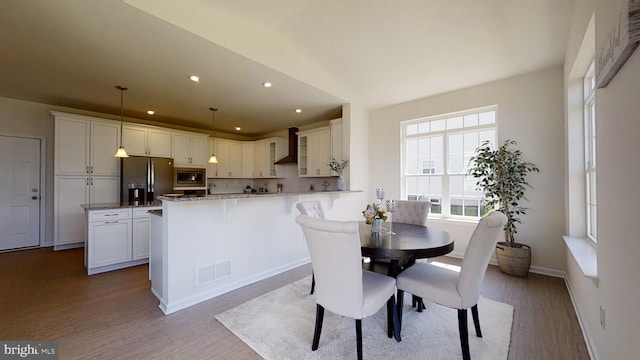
[117,85,127,146]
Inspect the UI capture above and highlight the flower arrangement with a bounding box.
[362,203,387,224]
[328,156,349,176]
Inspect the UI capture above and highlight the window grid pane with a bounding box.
[402,106,497,219]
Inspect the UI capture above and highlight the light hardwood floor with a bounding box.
[0,248,589,359]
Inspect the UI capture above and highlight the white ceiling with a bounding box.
[0,0,573,137]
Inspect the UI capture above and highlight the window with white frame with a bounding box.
[402,106,497,218]
[584,61,597,242]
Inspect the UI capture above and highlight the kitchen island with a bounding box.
[150,191,362,315]
[83,202,162,275]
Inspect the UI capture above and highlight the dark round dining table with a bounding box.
[359,221,454,277]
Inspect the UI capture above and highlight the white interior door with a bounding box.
[0,135,41,250]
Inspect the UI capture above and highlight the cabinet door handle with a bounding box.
[90,179,93,186]
[104,221,119,224]
[90,165,93,174]
[86,178,89,186]
[86,166,89,174]
[104,214,118,217]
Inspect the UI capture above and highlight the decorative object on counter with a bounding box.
[376,187,385,204]
[322,181,329,192]
[385,199,397,235]
[328,156,349,191]
[208,107,219,164]
[113,85,129,158]
[277,183,283,193]
[363,203,387,234]
[309,184,314,191]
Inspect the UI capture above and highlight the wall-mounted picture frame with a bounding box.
[596,0,640,88]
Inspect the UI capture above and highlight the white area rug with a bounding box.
[216,276,513,360]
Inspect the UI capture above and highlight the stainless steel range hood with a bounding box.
[274,127,298,164]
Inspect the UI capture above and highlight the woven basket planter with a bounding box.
[495,242,531,277]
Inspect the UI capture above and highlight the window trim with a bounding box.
[401,105,498,220]
[584,61,597,244]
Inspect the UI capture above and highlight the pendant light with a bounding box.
[113,85,129,158]
[208,107,219,164]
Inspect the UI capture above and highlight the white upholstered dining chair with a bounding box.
[296,200,326,294]
[295,215,401,360]
[395,211,507,360]
[392,200,431,226]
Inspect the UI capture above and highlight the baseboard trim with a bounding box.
[444,252,565,278]
[564,276,600,360]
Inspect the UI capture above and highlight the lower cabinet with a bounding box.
[133,208,153,260]
[86,206,160,275]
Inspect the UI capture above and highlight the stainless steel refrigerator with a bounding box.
[121,156,174,203]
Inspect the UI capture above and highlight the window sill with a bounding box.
[563,235,598,282]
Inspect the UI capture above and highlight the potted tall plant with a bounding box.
[468,140,539,276]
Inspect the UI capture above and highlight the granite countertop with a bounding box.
[82,201,163,211]
[158,190,362,202]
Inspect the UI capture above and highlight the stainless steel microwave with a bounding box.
[174,167,206,190]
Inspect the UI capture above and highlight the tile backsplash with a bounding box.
[207,166,340,194]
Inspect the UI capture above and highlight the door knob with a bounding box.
[32,188,38,192]
[32,196,39,200]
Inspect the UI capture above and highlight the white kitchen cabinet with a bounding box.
[87,208,132,271]
[172,131,208,167]
[132,207,159,260]
[53,113,120,177]
[54,176,120,248]
[241,142,255,178]
[122,124,171,158]
[254,137,285,178]
[213,138,242,178]
[298,127,331,177]
[53,112,121,249]
[86,206,159,275]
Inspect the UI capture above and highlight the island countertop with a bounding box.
[157,190,362,202]
[82,201,162,211]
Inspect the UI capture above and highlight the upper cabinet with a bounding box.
[241,142,255,178]
[211,138,242,178]
[53,112,120,177]
[208,137,285,179]
[298,127,331,177]
[172,131,208,168]
[254,137,286,178]
[122,124,171,158]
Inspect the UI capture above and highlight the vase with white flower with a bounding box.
[328,157,349,191]
[362,203,387,234]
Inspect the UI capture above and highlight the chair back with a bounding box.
[295,215,364,318]
[392,200,431,226]
[457,211,507,308]
[296,200,326,219]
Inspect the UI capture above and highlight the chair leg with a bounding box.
[396,290,404,335]
[310,273,315,295]
[457,309,471,360]
[312,304,324,351]
[411,295,425,312]
[386,295,401,342]
[471,304,482,337]
[355,319,363,360]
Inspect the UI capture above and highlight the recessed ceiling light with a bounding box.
[147,110,155,115]
[263,82,272,88]
[235,127,241,131]
[295,109,302,113]
[190,75,200,82]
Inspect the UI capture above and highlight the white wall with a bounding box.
[369,67,566,273]
[564,0,640,358]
